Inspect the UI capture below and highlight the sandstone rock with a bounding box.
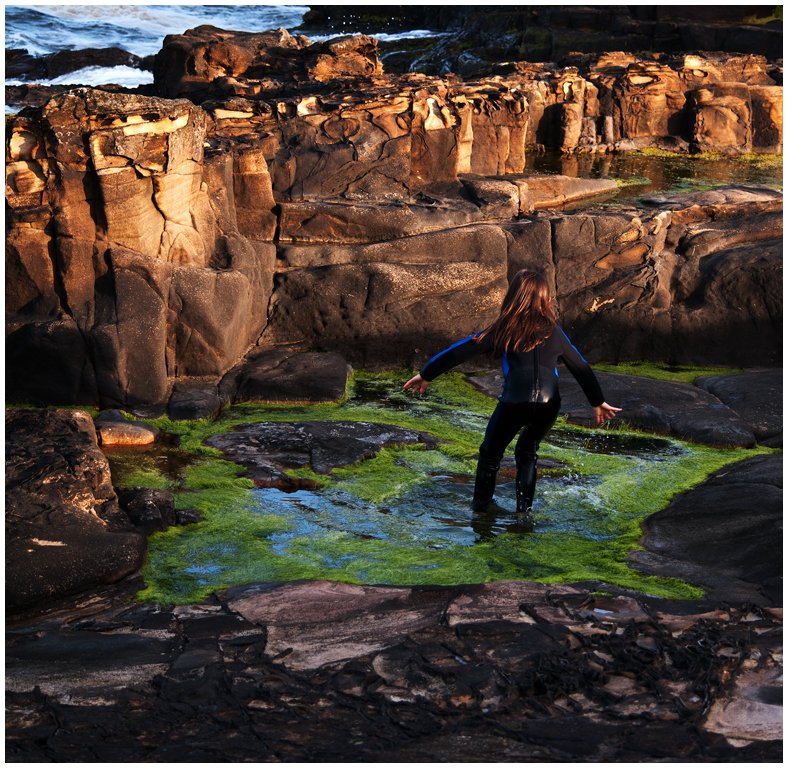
[227,580,448,671]
[220,349,351,405]
[634,454,782,604]
[6,89,277,407]
[6,408,146,613]
[750,85,783,152]
[277,198,486,244]
[205,420,436,484]
[116,488,177,533]
[6,579,782,760]
[94,410,159,446]
[696,370,782,444]
[459,176,520,219]
[154,27,381,99]
[689,84,753,154]
[6,318,98,405]
[6,582,781,762]
[518,174,618,211]
[262,224,509,366]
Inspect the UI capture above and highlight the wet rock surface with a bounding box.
[205,421,437,484]
[5,409,146,613]
[5,578,782,762]
[471,368,763,447]
[633,454,783,606]
[697,370,783,447]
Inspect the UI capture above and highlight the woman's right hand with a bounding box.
[594,402,622,426]
[403,373,430,395]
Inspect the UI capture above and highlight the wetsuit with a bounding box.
[420,325,606,514]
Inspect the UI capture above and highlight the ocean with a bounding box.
[5,4,443,88]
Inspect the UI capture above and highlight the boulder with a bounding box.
[205,420,436,484]
[558,370,758,447]
[167,378,224,421]
[689,85,752,153]
[6,46,149,81]
[220,350,351,404]
[116,488,177,533]
[94,410,159,446]
[696,370,782,445]
[154,27,380,99]
[6,408,146,614]
[633,454,782,604]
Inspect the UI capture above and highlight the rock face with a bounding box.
[205,420,436,484]
[4,28,784,407]
[6,89,276,407]
[634,454,782,604]
[5,408,146,613]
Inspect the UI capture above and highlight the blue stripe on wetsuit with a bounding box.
[422,332,478,371]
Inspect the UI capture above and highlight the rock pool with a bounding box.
[106,371,769,605]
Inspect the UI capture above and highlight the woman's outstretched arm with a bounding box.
[557,327,622,424]
[404,332,493,393]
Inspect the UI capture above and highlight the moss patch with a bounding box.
[131,370,771,605]
[592,360,743,384]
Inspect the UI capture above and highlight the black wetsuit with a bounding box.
[420,325,605,465]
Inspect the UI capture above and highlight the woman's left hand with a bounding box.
[594,402,622,426]
[403,373,430,395]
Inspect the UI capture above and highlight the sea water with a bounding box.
[5,4,443,89]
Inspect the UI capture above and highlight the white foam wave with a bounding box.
[307,29,449,43]
[7,65,154,89]
[6,4,310,57]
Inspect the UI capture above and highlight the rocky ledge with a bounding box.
[6,28,783,409]
[6,578,782,762]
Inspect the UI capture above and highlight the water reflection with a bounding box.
[523,150,782,204]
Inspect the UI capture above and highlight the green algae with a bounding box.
[592,361,743,384]
[128,369,774,606]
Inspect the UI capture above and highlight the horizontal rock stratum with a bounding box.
[5,30,783,407]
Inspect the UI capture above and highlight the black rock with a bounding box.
[471,369,758,447]
[117,488,177,533]
[168,379,224,421]
[6,408,146,614]
[220,349,351,404]
[206,420,437,483]
[696,369,782,444]
[633,454,783,605]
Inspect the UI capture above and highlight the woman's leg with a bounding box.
[513,400,561,518]
[473,403,530,510]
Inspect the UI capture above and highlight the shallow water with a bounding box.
[125,370,766,604]
[523,150,782,204]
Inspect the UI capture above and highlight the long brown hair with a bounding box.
[476,270,557,353]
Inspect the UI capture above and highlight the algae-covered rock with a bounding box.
[205,420,437,484]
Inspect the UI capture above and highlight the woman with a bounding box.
[403,270,621,529]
